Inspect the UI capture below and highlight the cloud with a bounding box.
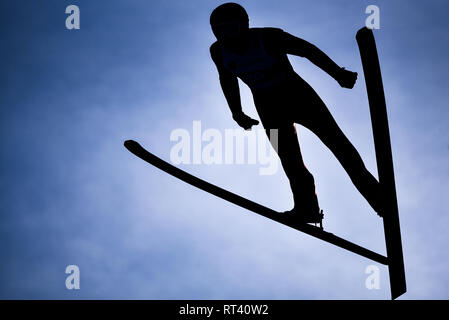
[1,0,448,299]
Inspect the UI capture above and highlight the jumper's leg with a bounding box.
[264,124,320,216]
[296,92,383,216]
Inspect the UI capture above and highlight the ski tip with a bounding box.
[356,26,374,43]
[124,139,139,150]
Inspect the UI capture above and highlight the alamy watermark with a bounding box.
[65,265,80,290]
[65,5,80,30]
[365,5,380,30]
[170,121,279,175]
[365,265,380,290]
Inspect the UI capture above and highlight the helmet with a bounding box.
[210,2,249,26]
[210,3,249,41]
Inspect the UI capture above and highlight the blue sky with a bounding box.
[0,0,448,299]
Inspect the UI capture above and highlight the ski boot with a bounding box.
[281,207,324,230]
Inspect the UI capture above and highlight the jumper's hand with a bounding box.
[336,67,357,89]
[233,113,259,130]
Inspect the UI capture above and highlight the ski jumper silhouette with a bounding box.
[210,3,382,222]
[124,7,406,297]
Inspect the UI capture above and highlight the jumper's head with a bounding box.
[210,3,249,43]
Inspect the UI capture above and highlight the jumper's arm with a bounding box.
[283,31,342,80]
[210,43,260,130]
[210,43,243,118]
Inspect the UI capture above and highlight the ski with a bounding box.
[357,27,406,299]
[124,139,388,265]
